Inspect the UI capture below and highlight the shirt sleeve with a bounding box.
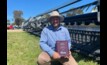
[40,28,55,57]
[65,28,71,50]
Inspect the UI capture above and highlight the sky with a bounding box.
[7,0,96,23]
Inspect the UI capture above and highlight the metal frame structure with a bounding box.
[22,0,100,61]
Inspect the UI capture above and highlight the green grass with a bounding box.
[72,52,100,65]
[7,32,100,65]
[7,32,41,65]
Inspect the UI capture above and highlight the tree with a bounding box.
[7,20,10,22]
[75,9,83,15]
[43,14,50,18]
[11,22,15,25]
[13,10,23,19]
[7,20,10,25]
[91,6,97,12]
[13,10,23,27]
[66,9,84,17]
[66,12,72,17]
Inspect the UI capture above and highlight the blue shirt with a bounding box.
[40,25,71,57]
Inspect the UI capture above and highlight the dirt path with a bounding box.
[7,29,25,32]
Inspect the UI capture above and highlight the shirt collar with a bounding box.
[47,25,62,31]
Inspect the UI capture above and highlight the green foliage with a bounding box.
[13,10,24,26]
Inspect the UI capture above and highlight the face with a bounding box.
[50,16,60,28]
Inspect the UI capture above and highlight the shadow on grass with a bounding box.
[49,52,97,65]
[51,61,62,65]
[71,51,100,64]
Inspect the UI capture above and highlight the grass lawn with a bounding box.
[7,32,100,65]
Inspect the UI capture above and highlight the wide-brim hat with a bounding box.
[48,11,64,22]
